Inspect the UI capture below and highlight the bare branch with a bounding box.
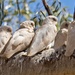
[40,10,46,18]
[0,0,4,26]
[16,0,20,24]
[73,7,75,20]
[42,0,53,15]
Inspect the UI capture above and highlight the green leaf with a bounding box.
[68,14,73,18]
[28,0,36,4]
[13,11,18,15]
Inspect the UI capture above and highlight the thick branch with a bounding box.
[0,47,75,75]
[73,7,75,20]
[42,0,53,15]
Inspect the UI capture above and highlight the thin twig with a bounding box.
[40,10,46,18]
[16,0,20,24]
[0,2,1,25]
[0,0,4,26]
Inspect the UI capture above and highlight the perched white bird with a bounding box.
[27,16,58,57]
[54,21,70,50]
[1,21,35,59]
[65,21,75,56]
[0,26,12,53]
[65,8,75,57]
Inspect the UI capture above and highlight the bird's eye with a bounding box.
[52,18,57,21]
[31,23,34,26]
[65,23,68,27]
[7,28,12,32]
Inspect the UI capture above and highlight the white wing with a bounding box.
[12,35,25,47]
[65,23,75,56]
[54,28,68,50]
[12,29,27,46]
[2,29,34,58]
[27,24,57,56]
[0,31,12,53]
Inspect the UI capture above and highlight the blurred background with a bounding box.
[0,0,74,32]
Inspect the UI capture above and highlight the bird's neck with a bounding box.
[42,21,53,25]
[26,28,34,33]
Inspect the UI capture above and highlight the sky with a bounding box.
[60,0,75,14]
[29,0,75,14]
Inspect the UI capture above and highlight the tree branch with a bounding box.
[42,0,53,15]
[16,0,20,24]
[0,0,4,26]
[73,7,75,20]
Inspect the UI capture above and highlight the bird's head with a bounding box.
[20,21,35,31]
[0,26,12,33]
[42,15,58,25]
[60,21,70,29]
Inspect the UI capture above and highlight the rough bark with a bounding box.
[0,47,75,75]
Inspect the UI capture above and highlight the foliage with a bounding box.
[0,0,73,31]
